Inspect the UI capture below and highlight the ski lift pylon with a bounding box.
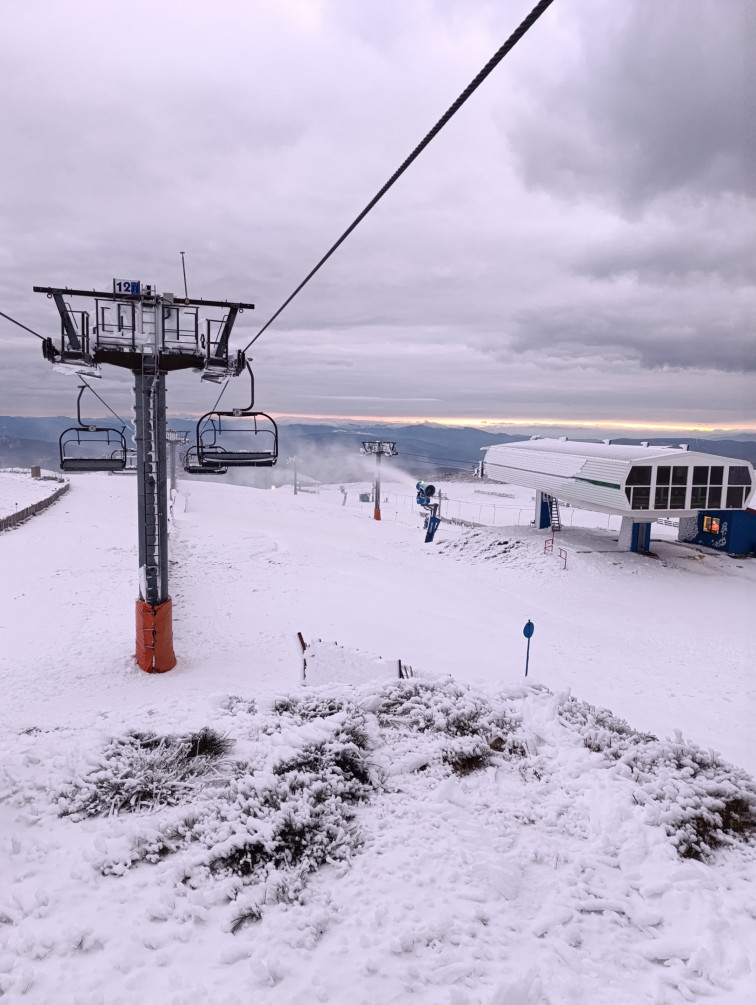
[195,363,278,469]
[59,385,128,472]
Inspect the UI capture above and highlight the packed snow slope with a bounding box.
[0,473,754,1005]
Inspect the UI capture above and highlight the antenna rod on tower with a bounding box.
[180,252,189,304]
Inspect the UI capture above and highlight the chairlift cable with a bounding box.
[241,0,555,353]
[0,309,46,341]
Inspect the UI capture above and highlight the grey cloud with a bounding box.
[576,222,756,287]
[506,304,756,373]
[0,0,753,429]
[506,0,752,210]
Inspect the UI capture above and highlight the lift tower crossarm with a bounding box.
[50,292,81,351]
[33,287,255,311]
[213,305,240,359]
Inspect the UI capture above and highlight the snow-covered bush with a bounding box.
[558,695,657,755]
[55,728,233,818]
[273,693,350,722]
[56,707,376,915]
[619,737,756,860]
[377,678,524,748]
[558,696,756,860]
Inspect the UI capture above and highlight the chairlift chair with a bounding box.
[59,385,128,472]
[195,363,278,469]
[182,444,228,475]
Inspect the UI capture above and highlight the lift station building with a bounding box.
[482,437,755,554]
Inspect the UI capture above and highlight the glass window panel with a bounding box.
[654,486,670,508]
[656,466,671,485]
[692,466,708,485]
[672,466,688,485]
[710,466,723,485]
[690,486,707,508]
[670,486,687,509]
[726,486,745,509]
[631,487,651,510]
[627,466,652,486]
[702,516,712,532]
[707,486,721,508]
[625,487,632,504]
[728,466,751,486]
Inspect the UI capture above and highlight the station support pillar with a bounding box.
[619,517,652,554]
[133,360,176,672]
[535,491,551,530]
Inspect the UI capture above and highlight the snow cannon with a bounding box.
[416,481,436,506]
[415,482,441,543]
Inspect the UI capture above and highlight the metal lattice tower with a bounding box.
[360,441,398,521]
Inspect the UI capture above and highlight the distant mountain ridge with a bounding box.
[1,416,754,477]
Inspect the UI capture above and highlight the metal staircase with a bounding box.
[548,495,562,531]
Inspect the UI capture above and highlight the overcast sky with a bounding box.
[0,0,753,431]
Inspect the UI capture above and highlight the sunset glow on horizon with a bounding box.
[269,413,756,434]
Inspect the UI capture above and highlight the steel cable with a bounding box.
[242,0,555,353]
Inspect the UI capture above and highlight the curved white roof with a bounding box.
[489,437,691,462]
[483,438,754,518]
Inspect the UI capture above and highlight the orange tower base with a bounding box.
[373,508,381,520]
[135,598,177,673]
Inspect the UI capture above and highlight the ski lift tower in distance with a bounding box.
[34,278,252,673]
[166,428,189,493]
[360,441,398,520]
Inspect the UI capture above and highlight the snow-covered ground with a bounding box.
[0,473,754,1004]
[0,470,61,519]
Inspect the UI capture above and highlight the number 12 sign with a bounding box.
[113,279,140,296]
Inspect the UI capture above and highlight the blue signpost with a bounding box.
[523,619,534,677]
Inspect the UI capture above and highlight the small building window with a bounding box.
[690,486,707,508]
[726,486,745,509]
[630,487,651,510]
[710,466,723,485]
[728,466,751,487]
[656,466,671,485]
[670,486,687,509]
[702,516,721,535]
[672,466,688,485]
[692,466,708,485]
[655,486,669,508]
[708,486,722,508]
[627,466,652,485]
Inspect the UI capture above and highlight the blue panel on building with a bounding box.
[680,509,756,556]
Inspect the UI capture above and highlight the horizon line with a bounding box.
[265,413,756,434]
[3,411,755,434]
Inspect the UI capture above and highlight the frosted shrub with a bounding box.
[377,678,523,747]
[377,679,491,737]
[58,708,376,913]
[273,693,350,722]
[56,728,233,818]
[620,738,756,860]
[558,696,657,755]
[558,697,756,860]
